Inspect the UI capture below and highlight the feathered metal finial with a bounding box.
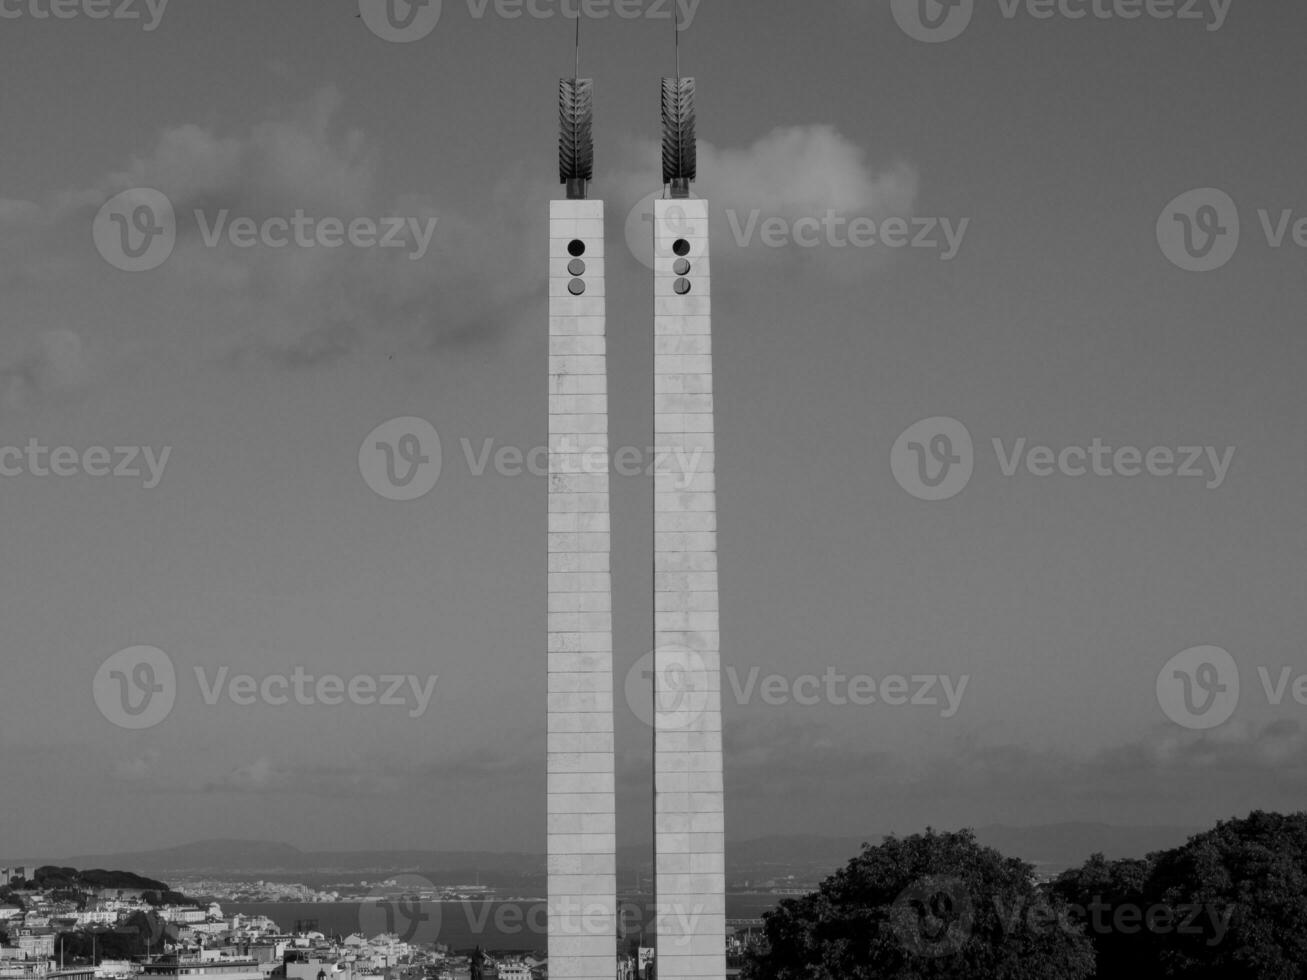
[559,14,594,200]
[661,7,696,198]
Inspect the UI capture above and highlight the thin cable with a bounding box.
[674,3,680,82]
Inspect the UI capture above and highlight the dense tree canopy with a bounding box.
[743,829,1094,980]
[1053,811,1307,979]
[56,911,177,963]
[746,812,1307,980]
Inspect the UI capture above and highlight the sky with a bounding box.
[1,0,1306,860]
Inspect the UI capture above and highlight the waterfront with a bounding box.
[226,897,781,950]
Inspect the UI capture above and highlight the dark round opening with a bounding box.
[673,278,692,295]
[568,278,587,296]
[673,258,692,276]
[567,239,586,257]
[672,239,691,257]
[567,258,587,276]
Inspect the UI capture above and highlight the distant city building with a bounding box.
[14,930,55,960]
[142,953,262,980]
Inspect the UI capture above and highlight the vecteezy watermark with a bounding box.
[93,646,439,729]
[358,875,706,947]
[359,416,707,501]
[92,188,176,273]
[724,668,968,717]
[1158,187,1307,272]
[359,876,444,944]
[359,0,699,43]
[724,210,970,260]
[891,417,1236,501]
[0,440,171,489]
[93,646,177,730]
[622,192,969,269]
[1158,644,1307,731]
[358,0,444,42]
[891,0,1231,43]
[0,0,169,30]
[890,417,975,501]
[625,192,692,272]
[623,653,968,728]
[93,188,439,272]
[994,894,1232,946]
[359,417,443,502]
[1157,645,1239,730]
[625,648,714,731]
[890,877,974,958]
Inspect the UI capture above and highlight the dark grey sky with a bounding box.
[1,0,1305,857]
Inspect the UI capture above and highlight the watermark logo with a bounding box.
[624,658,967,720]
[1159,188,1307,271]
[93,645,177,729]
[193,667,439,717]
[725,210,969,259]
[893,420,1236,500]
[93,188,176,272]
[891,417,974,501]
[994,893,1232,946]
[0,441,171,488]
[360,418,706,499]
[358,0,443,42]
[1157,645,1239,730]
[891,0,974,43]
[625,647,712,730]
[95,647,440,729]
[359,875,443,943]
[360,417,443,501]
[891,876,973,958]
[726,668,968,717]
[624,193,969,264]
[95,190,440,271]
[1157,188,1240,272]
[625,192,696,272]
[0,0,170,30]
[893,0,1232,41]
[361,0,697,41]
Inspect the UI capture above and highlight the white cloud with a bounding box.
[0,328,91,412]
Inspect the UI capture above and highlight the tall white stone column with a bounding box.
[548,198,617,980]
[651,197,725,980]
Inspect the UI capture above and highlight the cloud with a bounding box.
[601,124,918,277]
[112,750,162,783]
[703,713,1307,836]
[10,86,550,370]
[5,96,912,376]
[0,328,92,412]
[703,125,917,220]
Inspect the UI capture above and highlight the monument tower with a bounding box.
[547,18,724,980]
[547,21,618,980]
[650,30,726,980]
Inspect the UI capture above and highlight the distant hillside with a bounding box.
[973,822,1200,866]
[10,841,546,876]
[29,867,174,892]
[4,825,1200,880]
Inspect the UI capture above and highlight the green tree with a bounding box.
[742,829,1095,980]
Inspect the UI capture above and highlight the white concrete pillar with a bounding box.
[548,199,617,980]
[651,197,725,980]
